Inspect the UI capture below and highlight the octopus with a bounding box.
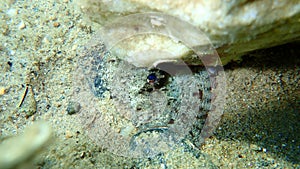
[73,12,226,158]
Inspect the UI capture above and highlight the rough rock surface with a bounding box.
[0,122,52,169]
[78,0,300,65]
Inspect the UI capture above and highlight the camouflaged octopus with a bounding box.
[73,13,226,158]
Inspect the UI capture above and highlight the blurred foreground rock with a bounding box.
[0,122,52,169]
[77,0,300,65]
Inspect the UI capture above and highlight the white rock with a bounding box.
[18,21,26,30]
[0,121,52,169]
[78,0,300,65]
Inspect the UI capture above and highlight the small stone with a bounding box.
[18,21,26,30]
[238,154,244,158]
[0,87,6,95]
[66,101,81,115]
[80,152,86,159]
[53,22,60,27]
[263,148,267,153]
[48,16,57,21]
[65,130,73,138]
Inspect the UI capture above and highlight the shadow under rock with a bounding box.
[224,41,300,69]
[216,41,300,164]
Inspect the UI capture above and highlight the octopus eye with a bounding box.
[147,73,157,84]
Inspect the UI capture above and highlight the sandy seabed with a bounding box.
[0,0,299,168]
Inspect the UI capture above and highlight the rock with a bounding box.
[0,87,6,95]
[66,101,81,115]
[0,121,52,169]
[18,21,26,30]
[87,12,221,67]
[77,0,300,65]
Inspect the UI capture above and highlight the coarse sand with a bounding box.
[0,0,299,168]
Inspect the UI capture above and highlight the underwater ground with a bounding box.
[0,0,299,168]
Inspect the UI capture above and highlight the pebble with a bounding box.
[66,101,81,115]
[0,87,6,95]
[18,21,26,30]
[65,130,73,138]
[0,122,52,169]
[263,148,267,153]
[53,22,60,27]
